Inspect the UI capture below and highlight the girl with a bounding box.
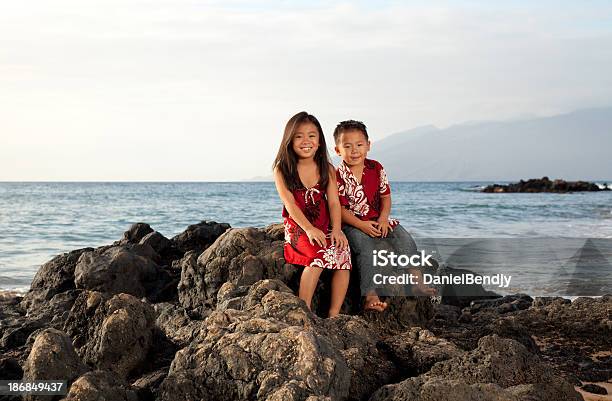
[273,111,351,318]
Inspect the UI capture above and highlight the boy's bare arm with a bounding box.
[341,207,364,227]
[379,194,391,221]
[342,208,382,237]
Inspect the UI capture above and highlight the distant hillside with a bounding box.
[368,107,612,181]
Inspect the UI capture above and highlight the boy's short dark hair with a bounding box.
[333,120,369,143]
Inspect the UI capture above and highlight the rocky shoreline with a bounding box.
[482,177,610,193]
[1,221,610,401]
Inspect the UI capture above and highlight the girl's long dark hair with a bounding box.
[273,111,330,191]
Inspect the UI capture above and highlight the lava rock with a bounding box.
[60,370,139,401]
[370,335,583,401]
[20,248,92,313]
[74,245,160,299]
[63,291,156,379]
[482,177,607,193]
[171,220,231,255]
[22,328,88,400]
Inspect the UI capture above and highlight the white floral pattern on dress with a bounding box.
[310,245,352,270]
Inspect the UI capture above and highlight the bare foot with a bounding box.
[364,295,388,312]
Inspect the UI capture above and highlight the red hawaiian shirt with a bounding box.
[336,158,399,227]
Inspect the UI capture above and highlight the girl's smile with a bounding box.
[292,122,320,159]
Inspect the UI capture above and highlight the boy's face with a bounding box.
[335,129,370,167]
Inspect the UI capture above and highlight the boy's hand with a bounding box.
[305,227,327,247]
[377,218,393,238]
[358,220,382,237]
[330,228,349,249]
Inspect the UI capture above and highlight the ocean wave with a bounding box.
[459,185,485,192]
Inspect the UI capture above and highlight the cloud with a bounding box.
[1,1,611,180]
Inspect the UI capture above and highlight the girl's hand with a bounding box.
[330,228,349,249]
[305,227,327,247]
[358,220,382,237]
[377,218,392,238]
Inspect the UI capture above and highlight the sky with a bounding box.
[1,0,612,181]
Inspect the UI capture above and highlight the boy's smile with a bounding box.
[292,122,320,159]
[335,129,370,167]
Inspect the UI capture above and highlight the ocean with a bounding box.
[1,182,611,296]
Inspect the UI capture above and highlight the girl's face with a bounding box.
[292,122,320,159]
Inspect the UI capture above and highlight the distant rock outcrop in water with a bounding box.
[482,177,610,193]
[0,220,610,400]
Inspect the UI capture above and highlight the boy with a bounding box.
[333,120,436,312]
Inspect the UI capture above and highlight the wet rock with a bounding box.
[74,245,160,299]
[22,328,88,400]
[60,370,139,401]
[171,220,231,255]
[63,291,156,379]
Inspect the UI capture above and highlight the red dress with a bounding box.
[283,183,352,270]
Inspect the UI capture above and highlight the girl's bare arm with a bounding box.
[325,168,343,232]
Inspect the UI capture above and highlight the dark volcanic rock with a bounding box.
[171,220,231,255]
[0,357,23,380]
[22,328,88,400]
[512,295,612,382]
[178,224,433,328]
[581,383,607,395]
[63,291,156,379]
[436,265,500,309]
[132,368,169,401]
[378,327,463,375]
[178,225,297,314]
[154,302,202,346]
[162,279,403,401]
[74,245,161,299]
[370,335,583,401]
[161,279,351,401]
[60,370,139,401]
[20,248,92,312]
[121,223,154,243]
[482,176,608,193]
